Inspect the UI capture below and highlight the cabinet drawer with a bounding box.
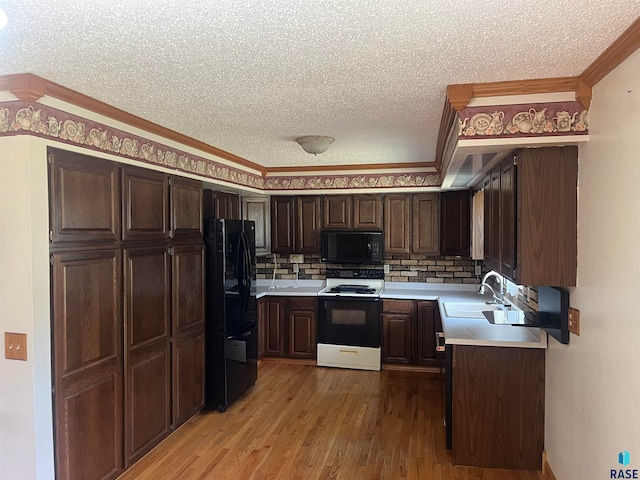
[288,297,316,312]
[382,299,414,314]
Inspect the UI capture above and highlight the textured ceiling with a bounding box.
[0,1,638,168]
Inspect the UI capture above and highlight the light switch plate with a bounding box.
[5,332,27,361]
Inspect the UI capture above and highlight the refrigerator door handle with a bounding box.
[240,231,251,317]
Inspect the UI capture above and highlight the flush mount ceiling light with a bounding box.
[295,135,335,155]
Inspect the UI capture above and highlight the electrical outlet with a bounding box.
[568,308,580,335]
[475,264,482,276]
[384,264,390,274]
[5,332,27,361]
[289,254,304,264]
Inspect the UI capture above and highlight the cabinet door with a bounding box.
[49,148,120,245]
[123,247,171,466]
[214,192,228,219]
[296,196,321,254]
[440,191,470,256]
[489,170,501,271]
[169,176,203,243]
[263,297,287,357]
[353,195,383,230]
[244,197,271,255]
[323,195,352,229]
[122,166,168,243]
[171,244,205,427]
[412,193,440,255]
[289,310,316,358]
[271,196,295,253]
[482,175,492,266]
[382,313,413,364]
[416,301,443,366]
[384,194,411,254]
[499,158,517,278]
[52,249,123,480]
[228,194,241,220]
[516,146,578,286]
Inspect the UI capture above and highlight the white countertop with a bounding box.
[254,279,547,349]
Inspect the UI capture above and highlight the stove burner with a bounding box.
[327,284,377,294]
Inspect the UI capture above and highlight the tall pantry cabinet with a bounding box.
[48,148,205,480]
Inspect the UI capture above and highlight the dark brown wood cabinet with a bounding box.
[271,196,321,254]
[262,297,287,356]
[203,190,240,221]
[271,196,295,253]
[123,246,171,466]
[451,345,544,470]
[440,191,470,257]
[260,296,316,359]
[296,196,321,254]
[122,166,168,243]
[353,195,383,229]
[481,146,577,286]
[171,243,205,427]
[49,148,121,245]
[323,194,382,230]
[384,194,411,254]
[51,249,123,480]
[322,195,352,229]
[288,297,317,359]
[383,299,442,367]
[499,158,516,278]
[412,193,440,255]
[169,176,203,243]
[382,300,414,364]
[416,301,443,366]
[49,148,206,479]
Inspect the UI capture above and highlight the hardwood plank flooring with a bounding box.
[118,362,551,480]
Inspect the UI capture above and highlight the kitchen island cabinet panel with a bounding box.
[452,344,544,470]
[416,301,443,366]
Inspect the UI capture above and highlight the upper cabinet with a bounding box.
[49,148,121,245]
[412,194,439,255]
[440,190,470,257]
[322,194,383,230]
[384,194,412,254]
[243,196,271,255]
[322,195,352,229]
[384,193,440,255]
[121,166,169,243]
[169,177,203,243]
[271,195,321,254]
[203,190,241,220]
[481,146,577,286]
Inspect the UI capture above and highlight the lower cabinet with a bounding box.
[382,299,442,367]
[259,296,317,359]
[451,345,544,470]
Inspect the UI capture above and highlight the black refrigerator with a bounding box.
[204,219,258,412]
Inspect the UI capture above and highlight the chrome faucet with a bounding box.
[479,271,504,304]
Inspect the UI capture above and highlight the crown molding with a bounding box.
[0,73,267,175]
[580,16,640,87]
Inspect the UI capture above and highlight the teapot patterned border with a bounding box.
[459,101,588,138]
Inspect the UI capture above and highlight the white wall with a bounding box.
[545,48,640,478]
[0,136,54,479]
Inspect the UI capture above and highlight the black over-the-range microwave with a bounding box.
[320,230,383,264]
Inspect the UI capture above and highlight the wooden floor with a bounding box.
[118,362,551,480]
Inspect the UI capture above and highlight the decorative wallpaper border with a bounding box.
[0,100,266,189]
[264,172,440,190]
[0,100,442,190]
[458,101,588,138]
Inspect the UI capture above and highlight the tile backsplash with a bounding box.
[256,253,483,284]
